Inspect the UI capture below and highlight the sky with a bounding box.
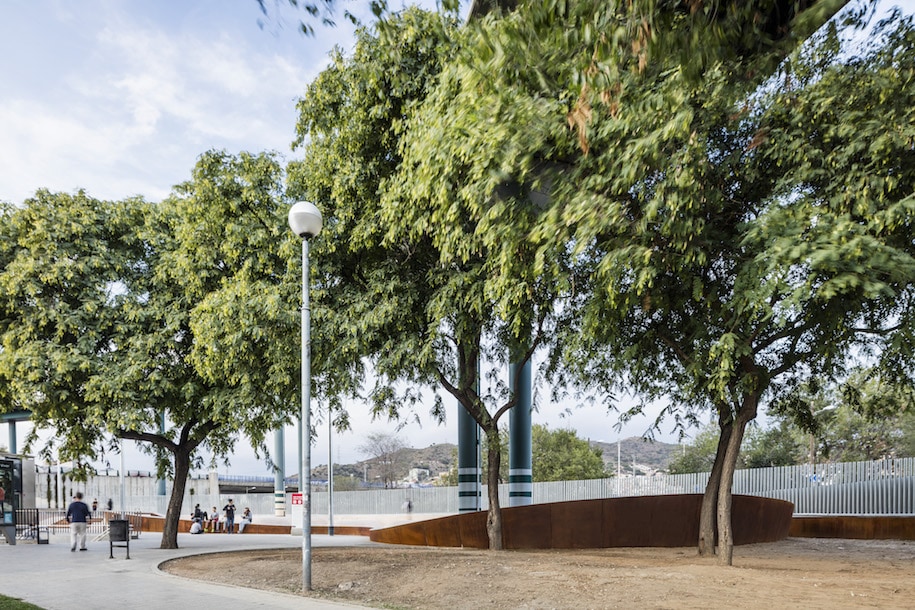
[6,0,911,476]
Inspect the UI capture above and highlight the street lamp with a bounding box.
[288,200,323,592]
[328,404,334,536]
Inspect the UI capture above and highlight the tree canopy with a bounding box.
[0,151,305,548]
[379,0,915,564]
[290,6,575,548]
[531,424,607,481]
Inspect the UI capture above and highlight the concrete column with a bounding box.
[274,427,286,516]
[8,421,16,455]
[509,360,532,506]
[208,470,220,497]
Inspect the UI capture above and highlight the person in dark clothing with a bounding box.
[66,492,92,552]
[222,499,236,533]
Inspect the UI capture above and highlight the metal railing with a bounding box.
[29,457,915,518]
[13,509,143,540]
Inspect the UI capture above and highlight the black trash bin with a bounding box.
[109,519,130,559]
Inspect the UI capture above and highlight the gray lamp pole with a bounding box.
[288,200,323,592]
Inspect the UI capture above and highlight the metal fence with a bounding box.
[27,457,915,518]
[522,458,915,515]
[12,509,144,541]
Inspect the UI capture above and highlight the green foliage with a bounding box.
[333,474,360,492]
[741,422,806,468]
[480,424,607,481]
[668,420,805,473]
[0,191,148,465]
[0,151,306,547]
[304,0,903,555]
[667,424,721,475]
[168,150,302,449]
[815,371,915,462]
[531,424,607,481]
[672,370,915,470]
[289,7,463,417]
[290,10,579,550]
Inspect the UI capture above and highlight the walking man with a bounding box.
[67,492,91,552]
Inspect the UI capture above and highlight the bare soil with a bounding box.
[161,538,915,609]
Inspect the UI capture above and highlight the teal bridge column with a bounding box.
[457,403,481,512]
[1,411,31,455]
[509,360,532,506]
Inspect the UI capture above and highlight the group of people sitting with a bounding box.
[189,500,253,534]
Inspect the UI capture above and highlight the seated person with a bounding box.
[238,507,253,533]
[189,517,203,534]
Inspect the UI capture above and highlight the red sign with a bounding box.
[291,493,303,506]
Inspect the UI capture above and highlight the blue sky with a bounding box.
[0,0,350,204]
[6,1,911,475]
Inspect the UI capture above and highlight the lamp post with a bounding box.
[328,404,334,536]
[119,439,126,518]
[288,200,323,592]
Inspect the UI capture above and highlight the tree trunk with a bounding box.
[698,415,732,556]
[716,393,759,565]
[159,447,192,549]
[485,429,504,550]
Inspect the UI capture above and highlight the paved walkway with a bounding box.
[0,530,379,609]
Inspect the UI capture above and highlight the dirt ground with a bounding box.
[161,538,915,609]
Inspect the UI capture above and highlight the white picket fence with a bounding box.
[34,457,915,517]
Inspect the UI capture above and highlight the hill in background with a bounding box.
[591,437,679,475]
[314,437,678,484]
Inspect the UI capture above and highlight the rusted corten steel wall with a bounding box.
[790,516,915,540]
[370,494,794,549]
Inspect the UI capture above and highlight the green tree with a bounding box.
[333,474,360,492]
[811,371,915,463]
[531,424,607,481]
[558,12,915,564]
[669,420,805,474]
[141,150,302,547]
[0,192,147,471]
[0,151,303,549]
[290,7,570,549]
[897,415,915,459]
[392,2,913,567]
[741,422,806,469]
[372,4,585,549]
[667,425,722,475]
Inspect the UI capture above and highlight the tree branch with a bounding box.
[117,428,177,454]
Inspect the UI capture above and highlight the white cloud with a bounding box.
[1,3,325,204]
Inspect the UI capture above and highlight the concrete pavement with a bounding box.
[0,529,379,610]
